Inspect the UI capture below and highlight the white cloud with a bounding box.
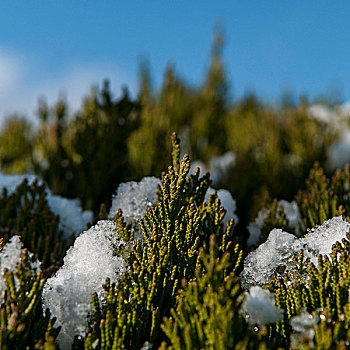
[0,48,136,126]
[0,50,23,93]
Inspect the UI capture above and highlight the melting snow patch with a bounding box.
[46,195,93,240]
[290,309,317,333]
[0,173,38,194]
[206,187,238,226]
[108,176,239,239]
[242,216,350,289]
[108,177,161,240]
[242,286,282,326]
[247,208,269,247]
[42,220,127,350]
[0,236,23,300]
[327,130,350,170]
[190,151,236,186]
[290,310,318,348]
[308,104,338,124]
[0,236,40,302]
[0,172,93,239]
[247,200,304,246]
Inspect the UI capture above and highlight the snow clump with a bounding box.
[307,102,350,170]
[241,286,283,326]
[42,220,127,350]
[247,208,270,247]
[108,177,161,240]
[247,200,304,246]
[0,173,39,194]
[290,310,318,348]
[190,151,236,186]
[308,104,339,125]
[47,195,93,240]
[0,236,23,301]
[108,176,239,240]
[206,187,238,226]
[0,236,40,302]
[0,172,93,240]
[241,216,350,289]
[327,129,350,170]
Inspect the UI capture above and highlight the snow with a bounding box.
[190,151,236,186]
[190,160,206,177]
[280,200,304,234]
[306,101,350,170]
[247,200,303,246]
[108,177,161,240]
[0,173,38,194]
[0,235,40,301]
[308,104,338,124]
[0,172,93,239]
[327,130,350,170]
[206,187,238,226]
[42,220,127,350]
[247,208,269,246]
[290,310,318,347]
[108,176,239,240]
[47,195,93,240]
[0,236,23,300]
[242,216,350,288]
[290,309,317,333]
[300,216,350,260]
[242,228,297,288]
[339,102,350,117]
[241,286,283,326]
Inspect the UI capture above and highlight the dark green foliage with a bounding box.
[0,178,67,275]
[0,116,33,174]
[296,163,350,229]
[33,82,140,215]
[0,31,341,234]
[189,28,229,162]
[224,98,336,227]
[0,247,59,349]
[34,96,74,198]
[66,83,140,213]
[160,235,254,350]
[0,28,350,350]
[240,162,350,348]
[128,31,231,178]
[253,163,350,245]
[128,64,194,178]
[84,134,241,349]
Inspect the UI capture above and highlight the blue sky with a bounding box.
[0,1,349,122]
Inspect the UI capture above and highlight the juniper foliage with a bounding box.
[84,133,242,349]
[160,235,254,350]
[265,233,350,348]
[247,163,350,348]
[0,178,67,275]
[0,246,59,349]
[296,163,350,229]
[257,163,350,244]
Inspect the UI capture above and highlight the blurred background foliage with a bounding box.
[0,31,342,237]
